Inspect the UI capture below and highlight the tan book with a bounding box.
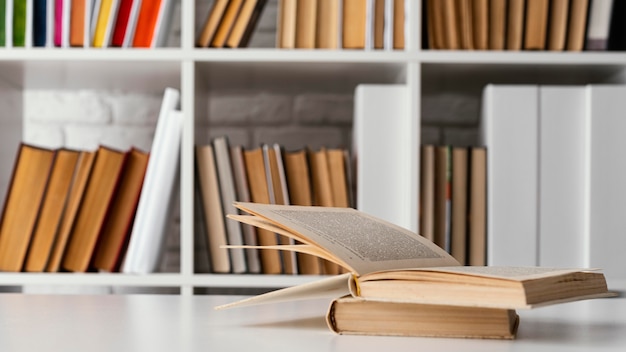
[62,146,128,272]
[70,0,86,46]
[211,0,245,48]
[472,0,489,50]
[276,0,297,48]
[427,0,445,49]
[316,0,339,48]
[283,149,322,275]
[419,145,435,242]
[456,0,474,49]
[468,147,487,266]
[433,146,450,251]
[442,0,459,49]
[24,149,80,272]
[46,151,97,272]
[524,0,549,50]
[225,0,268,48]
[326,149,350,208]
[327,296,519,339]
[342,0,366,49]
[197,0,231,47]
[547,0,570,51]
[392,0,405,49]
[196,144,231,274]
[373,0,385,49]
[295,0,317,48]
[507,0,526,50]
[0,144,56,272]
[450,147,468,265]
[489,0,506,50]
[92,148,149,272]
[243,147,282,274]
[219,202,612,312]
[566,0,590,51]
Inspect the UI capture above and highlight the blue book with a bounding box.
[33,0,47,46]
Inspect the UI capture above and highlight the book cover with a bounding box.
[468,147,487,266]
[441,0,458,49]
[472,0,488,49]
[120,0,140,47]
[316,0,339,49]
[33,0,46,46]
[547,0,570,51]
[342,0,365,48]
[150,0,173,47]
[295,0,316,48]
[92,0,120,47]
[419,144,435,242]
[585,0,613,50]
[225,0,267,48]
[456,0,473,49]
[506,0,525,50]
[488,0,506,50]
[69,0,85,46]
[196,0,229,47]
[110,0,133,47]
[524,0,549,50]
[450,147,468,265]
[131,0,161,47]
[392,0,404,49]
[12,0,26,47]
[276,0,296,48]
[210,0,244,48]
[566,0,590,51]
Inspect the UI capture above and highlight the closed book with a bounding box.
[92,148,149,272]
[373,0,384,49]
[196,0,229,47]
[225,0,266,48]
[12,0,26,47]
[456,0,473,49]
[392,0,404,49]
[450,147,468,265]
[467,147,487,266]
[426,0,445,49]
[150,0,173,47]
[326,148,350,208]
[24,149,80,272]
[442,0,458,49]
[585,0,614,50]
[419,144,435,242]
[295,0,316,48]
[506,0,525,50]
[433,145,450,251]
[242,147,282,274]
[327,296,519,339]
[342,0,366,48]
[488,0,506,50]
[472,0,488,49]
[33,0,46,46]
[69,0,84,46]
[566,0,590,51]
[196,144,231,274]
[92,0,119,47]
[524,0,549,50]
[110,0,134,47]
[276,0,296,48]
[120,0,140,47]
[210,0,244,48]
[0,144,56,272]
[46,150,97,272]
[53,0,62,46]
[547,0,569,51]
[0,0,5,47]
[131,0,161,47]
[316,0,339,48]
[62,146,128,273]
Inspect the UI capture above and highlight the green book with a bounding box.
[0,0,6,47]
[13,0,26,47]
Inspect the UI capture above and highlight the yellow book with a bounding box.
[92,0,118,47]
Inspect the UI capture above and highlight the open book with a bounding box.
[217,202,611,310]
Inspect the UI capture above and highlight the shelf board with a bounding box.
[420,50,626,65]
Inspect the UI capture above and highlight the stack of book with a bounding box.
[424,0,625,51]
[217,202,612,339]
[0,88,182,274]
[195,136,353,275]
[1,0,175,48]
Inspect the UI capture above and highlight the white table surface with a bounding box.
[0,283,625,352]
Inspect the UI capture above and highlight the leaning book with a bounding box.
[216,202,613,338]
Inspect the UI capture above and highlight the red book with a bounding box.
[111,0,134,47]
[54,0,63,46]
[132,0,162,47]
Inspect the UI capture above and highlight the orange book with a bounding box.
[92,148,149,272]
[70,0,86,46]
[62,146,128,272]
[132,0,163,47]
[342,0,366,49]
[211,0,245,48]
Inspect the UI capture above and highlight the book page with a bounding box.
[234,203,459,275]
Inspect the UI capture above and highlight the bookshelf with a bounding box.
[0,1,625,294]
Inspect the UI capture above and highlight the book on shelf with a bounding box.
[12,0,27,47]
[0,144,56,272]
[197,0,230,47]
[433,145,450,251]
[24,148,80,272]
[342,0,366,49]
[472,0,488,50]
[110,0,134,47]
[62,146,128,272]
[419,144,435,242]
[450,147,468,265]
[131,0,172,47]
[210,0,244,48]
[295,0,316,48]
[524,0,549,50]
[92,0,120,48]
[391,0,404,49]
[468,147,487,266]
[225,0,267,48]
[327,296,519,339]
[547,0,570,51]
[217,202,611,319]
[69,0,87,47]
[441,0,458,50]
[122,87,182,274]
[276,0,296,48]
[372,0,384,49]
[506,0,525,50]
[488,0,506,50]
[316,0,340,49]
[586,0,613,50]
[33,0,46,46]
[566,0,590,51]
[92,147,149,272]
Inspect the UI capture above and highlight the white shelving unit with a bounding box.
[1,1,625,294]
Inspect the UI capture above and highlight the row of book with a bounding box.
[196,0,268,48]
[419,144,487,266]
[424,0,616,51]
[1,0,174,48]
[195,136,354,275]
[0,88,182,273]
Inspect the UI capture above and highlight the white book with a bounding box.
[5,0,13,47]
[481,85,539,266]
[102,0,120,47]
[61,0,71,47]
[122,0,141,47]
[353,84,411,230]
[538,86,587,268]
[25,0,33,47]
[45,0,54,47]
[90,0,101,45]
[151,0,174,48]
[213,136,247,274]
[364,0,374,50]
[383,0,393,50]
[122,88,182,274]
[586,85,626,280]
[585,0,614,50]
[84,0,94,47]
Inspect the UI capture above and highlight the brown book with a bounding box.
[524,0,549,50]
[283,149,322,275]
[70,0,86,46]
[196,144,231,274]
[316,0,340,49]
[433,146,450,251]
[442,0,459,49]
[566,0,590,51]
[419,145,435,242]
[296,0,317,48]
[276,0,297,48]
[373,0,385,49]
[62,146,128,273]
[326,149,350,208]
[506,0,525,50]
[46,150,97,272]
[427,0,445,49]
[243,147,282,274]
[327,296,519,339]
[225,0,268,48]
[468,147,487,266]
[211,0,245,48]
[547,0,570,51]
[197,0,231,47]
[0,144,56,272]
[450,147,468,265]
[456,0,474,49]
[489,0,507,50]
[392,0,405,49]
[92,148,149,272]
[24,149,80,272]
[342,0,366,49]
[264,144,297,274]
[472,0,489,50]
